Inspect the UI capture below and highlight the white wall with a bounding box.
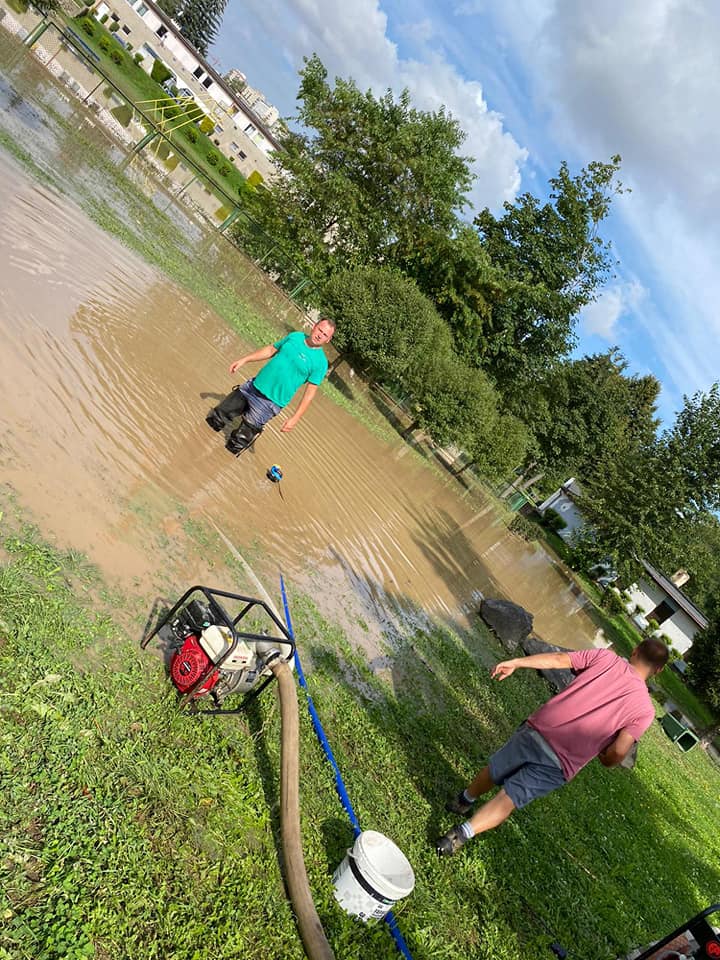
[626,579,697,654]
[539,489,585,543]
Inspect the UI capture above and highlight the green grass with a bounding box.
[1,510,719,960]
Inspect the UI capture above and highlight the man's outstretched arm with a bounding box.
[491,652,573,681]
[229,345,277,373]
[280,383,318,432]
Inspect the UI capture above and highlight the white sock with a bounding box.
[459,821,474,841]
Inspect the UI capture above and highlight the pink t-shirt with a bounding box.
[527,648,655,781]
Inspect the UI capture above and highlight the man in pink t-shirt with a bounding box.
[436,638,668,857]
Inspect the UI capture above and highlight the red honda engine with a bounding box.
[170,634,219,696]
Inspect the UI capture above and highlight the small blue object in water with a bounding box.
[267,465,283,483]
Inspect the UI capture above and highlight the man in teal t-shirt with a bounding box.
[206,318,335,454]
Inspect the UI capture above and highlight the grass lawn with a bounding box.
[1,502,719,960]
[57,13,247,205]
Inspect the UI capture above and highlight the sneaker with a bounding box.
[445,791,474,816]
[436,826,470,857]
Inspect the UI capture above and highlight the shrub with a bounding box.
[98,36,110,51]
[110,48,123,65]
[206,151,219,166]
[508,514,538,542]
[601,590,624,616]
[108,21,119,32]
[247,170,264,188]
[150,59,173,85]
[185,126,198,143]
[543,507,567,532]
[80,18,94,35]
[99,12,108,21]
[169,85,178,97]
[199,116,214,135]
[218,164,231,176]
[133,53,144,64]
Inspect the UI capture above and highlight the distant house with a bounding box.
[537,478,585,542]
[626,562,708,656]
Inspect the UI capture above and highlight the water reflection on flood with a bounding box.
[0,147,603,655]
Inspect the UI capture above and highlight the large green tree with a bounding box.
[520,349,660,490]
[244,55,474,286]
[472,157,624,391]
[174,0,227,55]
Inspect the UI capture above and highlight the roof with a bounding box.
[640,559,709,630]
[141,0,282,151]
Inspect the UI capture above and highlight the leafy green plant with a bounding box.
[184,126,198,143]
[206,150,219,166]
[601,589,625,616]
[99,11,108,21]
[508,513,538,542]
[109,48,123,65]
[108,20,119,32]
[218,163,231,176]
[150,59,173,85]
[543,507,567,532]
[80,17,95,35]
[133,52,144,64]
[98,35,110,51]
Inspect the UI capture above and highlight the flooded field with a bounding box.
[0,43,604,657]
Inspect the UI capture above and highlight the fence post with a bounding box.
[23,18,52,47]
[218,207,241,232]
[119,129,160,169]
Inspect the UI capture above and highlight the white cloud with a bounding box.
[219,0,527,211]
[581,280,646,341]
[477,1,720,399]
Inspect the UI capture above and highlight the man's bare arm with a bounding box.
[229,345,277,373]
[491,653,573,681]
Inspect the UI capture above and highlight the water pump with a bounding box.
[142,586,294,712]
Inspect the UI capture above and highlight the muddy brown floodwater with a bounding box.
[0,151,604,657]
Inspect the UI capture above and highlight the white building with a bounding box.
[92,0,281,180]
[626,562,708,656]
[538,478,585,543]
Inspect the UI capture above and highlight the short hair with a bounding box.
[317,316,336,331]
[635,638,669,672]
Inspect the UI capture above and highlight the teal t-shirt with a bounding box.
[253,331,328,408]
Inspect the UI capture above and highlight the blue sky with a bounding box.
[212,1,720,426]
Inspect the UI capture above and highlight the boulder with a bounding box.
[480,599,533,652]
[521,636,576,692]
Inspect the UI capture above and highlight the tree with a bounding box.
[323,265,453,392]
[521,349,660,489]
[174,0,227,56]
[150,59,173,86]
[244,55,474,287]
[470,157,625,392]
[663,383,720,513]
[686,616,720,713]
[155,0,182,19]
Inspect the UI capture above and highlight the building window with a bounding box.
[121,24,130,34]
[213,139,220,146]
[136,2,147,13]
[238,150,246,160]
[213,124,224,135]
[202,77,213,89]
[111,12,119,20]
[193,66,204,79]
[156,24,167,37]
[649,600,676,625]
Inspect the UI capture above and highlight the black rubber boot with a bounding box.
[226,420,262,456]
[206,386,248,432]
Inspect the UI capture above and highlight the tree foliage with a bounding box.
[246,55,474,285]
[174,0,227,56]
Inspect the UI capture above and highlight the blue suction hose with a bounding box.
[279,576,414,960]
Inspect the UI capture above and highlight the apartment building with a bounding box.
[92,0,281,183]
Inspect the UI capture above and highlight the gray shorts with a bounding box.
[488,723,566,810]
[239,378,282,428]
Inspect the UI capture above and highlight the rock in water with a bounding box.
[480,599,534,651]
[521,636,576,692]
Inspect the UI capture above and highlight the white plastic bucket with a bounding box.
[332,830,415,922]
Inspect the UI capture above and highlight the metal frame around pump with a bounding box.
[142,586,295,714]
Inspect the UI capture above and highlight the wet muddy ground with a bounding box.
[0,145,604,660]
